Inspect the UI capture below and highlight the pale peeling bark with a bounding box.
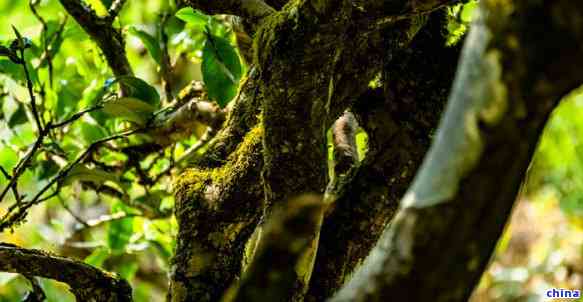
[331,1,583,301]
[331,111,359,177]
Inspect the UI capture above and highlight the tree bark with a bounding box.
[0,243,132,302]
[171,1,462,300]
[331,1,583,301]
[307,11,462,300]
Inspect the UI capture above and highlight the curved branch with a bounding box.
[332,1,583,301]
[230,195,324,302]
[307,11,461,299]
[58,0,133,81]
[0,242,132,302]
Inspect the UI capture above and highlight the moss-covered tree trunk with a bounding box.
[168,0,583,302]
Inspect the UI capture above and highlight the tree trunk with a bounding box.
[332,1,583,301]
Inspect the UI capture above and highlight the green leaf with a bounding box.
[202,34,242,107]
[3,96,28,127]
[460,2,478,23]
[36,159,60,180]
[78,79,112,123]
[117,76,160,108]
[64,164,120,186]
[108,201,134,253]
[102,97,156,125]
[175,7,209,31]
[128,27,162,65]
[56,75,85,119]
[84,247,110,268]
[0,58,24,82]
[117,261,139,280]
[100,0,113,8]
[0,147,18,173]
[79,119,108,143]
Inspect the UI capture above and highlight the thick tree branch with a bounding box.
[58,0,133,81]
[0,242,132,302]
[307,11,461,300]
[170,126,264,302]
[229,195,324,302]
[171,1,455,300]
[332,1,583,301]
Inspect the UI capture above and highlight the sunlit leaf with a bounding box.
[84,247,110,268]
[0,147,18,173]
[460,1,478,23]
[2,96,27,127]
[175,7,209,31]
[79,119,109,143]
[201,33,242,107]
[64,164,120,186]
[117,76,160,108]
[102,97,156,125]
[108,201,134,253]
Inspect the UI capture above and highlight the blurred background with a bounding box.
[0,1,581,301]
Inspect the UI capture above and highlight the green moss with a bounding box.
[174,125,264,210]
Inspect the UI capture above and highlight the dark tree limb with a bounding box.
[229,195,325,302]
[106,0,127,22]
[0,242,132,302]
[307,11,461,300]
[331,1,583,301]
[367,0,463,22]
[58,0,133,81]
[171,1,460,300]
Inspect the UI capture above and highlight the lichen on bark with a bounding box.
[171,125,264,302]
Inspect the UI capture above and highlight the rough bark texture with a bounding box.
[171,1,435,300]
[170,0,472,299]
[58,0,133,79]
[230,195,324,302]
[171,126,264,302]
[306,12,462,300]
[332,1,583,301]
[0,243,132,302]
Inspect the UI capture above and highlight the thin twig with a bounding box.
[0,128,140,231]
[106,0,127,22]
[12,27,44,133]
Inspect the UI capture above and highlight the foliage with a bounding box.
[0,0,581,301]
[0,0,243,300]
